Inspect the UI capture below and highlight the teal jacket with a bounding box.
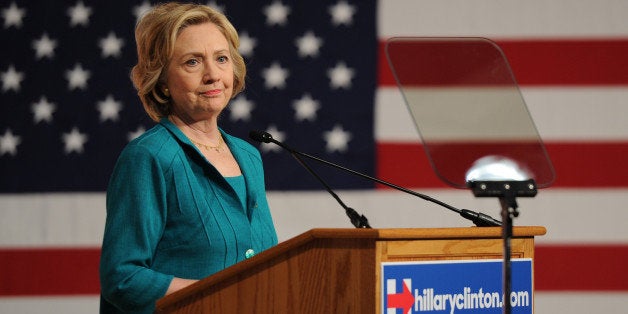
[99,119,278,313]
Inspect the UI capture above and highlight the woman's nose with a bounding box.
[202,61,219,84]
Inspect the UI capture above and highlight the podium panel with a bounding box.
[156,227,544,314]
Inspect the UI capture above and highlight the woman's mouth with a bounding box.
[201,89,221,96]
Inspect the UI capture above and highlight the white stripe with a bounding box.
[0,193,105,247]
[384,87,543,141]
[0,296,99,314]
[2,190,628,246]
[376,87,628,142]
[535,292,628,314]
[522,87,628,141]
[268,189,628,244]
[378,0,628,38]
[375,88,420,142]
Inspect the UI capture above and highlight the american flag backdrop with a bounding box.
[1,0,627,313]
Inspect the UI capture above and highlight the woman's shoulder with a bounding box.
[222,132,262,160]
[130,123,169,145]
[118,124,180,164]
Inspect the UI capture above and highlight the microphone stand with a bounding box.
[252,131,370,228]
[288,151,371,228]
[250,131,501,228]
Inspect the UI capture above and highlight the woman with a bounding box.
[99,3,278,313]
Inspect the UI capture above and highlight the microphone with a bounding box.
[249,130,501,227]
[249,130,371,228]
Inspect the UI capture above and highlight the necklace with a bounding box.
[190,135,223,153]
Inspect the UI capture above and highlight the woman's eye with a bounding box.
[217,56,229,63]
[185,59,200,66]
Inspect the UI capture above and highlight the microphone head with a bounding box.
[249,130,273,143]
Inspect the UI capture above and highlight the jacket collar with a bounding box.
[159,118,259,210]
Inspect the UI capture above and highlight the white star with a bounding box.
[99,32,124,58]
[128,126,146,141]
[133,1,153,21]
[1,65,24,92]
[238,31,257,58]
[292,94,320,122]
[327,61,355,89]
[329,1,356,26]
[65,63,91,90]
[31,96,56,124]
[261,125,286,153]
[206,1,225,14]
[67,1,92,27]
[323,124,352,153]
[263,1,290,26]
[229,95,254,122]
[0,129,21,156]
[2,2,26,29]
[295,31,323,58]
[32,33,57,59]
[261,62,289,89]
[62,127,88,154]
[97,94,122,122]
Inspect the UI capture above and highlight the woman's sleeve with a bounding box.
[99,144,174,312]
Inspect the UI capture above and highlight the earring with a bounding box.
[163,88,170,97]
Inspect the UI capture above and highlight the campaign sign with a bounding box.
[381,259,533,314]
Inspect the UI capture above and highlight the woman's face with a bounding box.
[165,22,234,120]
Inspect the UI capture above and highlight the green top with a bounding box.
[99,119,277,313]
[225,175,247,210]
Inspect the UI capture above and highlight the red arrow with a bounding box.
[387,281,414,313]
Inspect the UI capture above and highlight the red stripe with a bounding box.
[376,142,448,188]
[378,39,628,86]
[0,245,626,295]
[535,244,628,291]
[0,248,101,296]
[377,141,628,188]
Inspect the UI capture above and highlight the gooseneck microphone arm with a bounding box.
[249,131,371,228]
[249,130,501,227]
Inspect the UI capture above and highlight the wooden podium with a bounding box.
[155,226,545,313]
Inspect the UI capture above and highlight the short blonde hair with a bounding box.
[130,2,246,122]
